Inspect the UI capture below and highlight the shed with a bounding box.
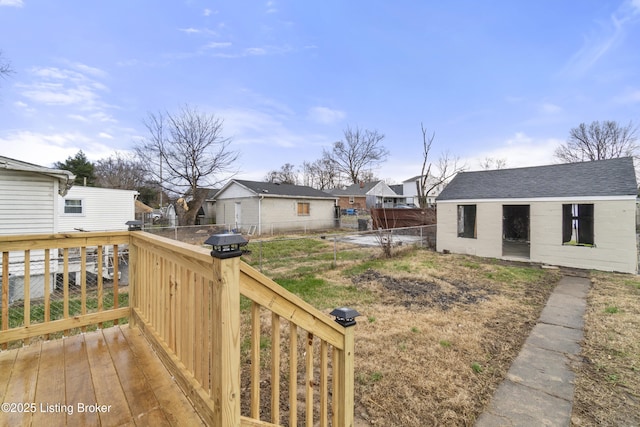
[215,180,338,235]
[436,157,638,273]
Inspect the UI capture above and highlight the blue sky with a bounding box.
[1,0,639,185]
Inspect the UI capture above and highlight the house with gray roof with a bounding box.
[436,157,638,273]
[327,181,402,212]
[215,179,338,235]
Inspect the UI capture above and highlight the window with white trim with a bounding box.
[64,199,84,214]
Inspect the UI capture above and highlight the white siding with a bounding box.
[260,198,336,232]
[0,170,59,235]
[215,182,255,199]
[58,187,137,232]
[216,197,260,230]
[437,198,638,274]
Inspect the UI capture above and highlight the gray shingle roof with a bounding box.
[326,182,380,196]
[234,180,336,199]
[437,157,638,201]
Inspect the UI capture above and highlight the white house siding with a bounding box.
[0,170,61,301]
[58,187,137,232]
[437,198,638,274]
[0,170,59,235]
[260,197,336,233]
[216,197,260,231]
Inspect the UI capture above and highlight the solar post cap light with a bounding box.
[330,307,361,327]
[205,233,249,259]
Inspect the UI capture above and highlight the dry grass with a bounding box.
[571,272,640,426]
[171,228,640,425]
[331,250,559,426]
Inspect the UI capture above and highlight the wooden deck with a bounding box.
[0,326,205,427]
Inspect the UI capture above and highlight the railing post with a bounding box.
[206,233,247,427]
[331,307,360,427]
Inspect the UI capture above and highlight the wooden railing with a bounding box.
[0,232,130,348]
[0,231,356,426]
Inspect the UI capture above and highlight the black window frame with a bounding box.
[457,204,477,239]
[562,203,594,246]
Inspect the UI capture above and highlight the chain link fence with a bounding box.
[1,247,129,344]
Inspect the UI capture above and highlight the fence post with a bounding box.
[206,234,247,427]
[331,307,360,427]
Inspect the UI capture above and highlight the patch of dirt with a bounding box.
[351,268,497,310]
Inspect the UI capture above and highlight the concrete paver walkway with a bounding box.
[475,275,591,427]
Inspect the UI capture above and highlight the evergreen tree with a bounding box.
[54,150,96,186]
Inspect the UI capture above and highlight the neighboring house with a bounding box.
[436,157,638,274]
[0,156,74,302]
[328,181,401,211]
[58,186,137,284]
[215,180,338,234]
[402,174,446,207]
[59,186,138,232]
[0,155,74,235]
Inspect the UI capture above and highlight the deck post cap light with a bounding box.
[330,307,360,327]
[126,220,142,231]
[205,233,248,259]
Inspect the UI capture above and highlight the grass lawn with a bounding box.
[242,238,640,426]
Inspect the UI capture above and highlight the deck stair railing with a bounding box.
[0,231,357,427]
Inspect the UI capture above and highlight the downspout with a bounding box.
[259,194,263,235]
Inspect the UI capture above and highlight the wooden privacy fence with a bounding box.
[0,231,357,426]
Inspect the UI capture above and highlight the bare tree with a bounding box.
[302,158,340,190]
[0,50,13,80]
[135,105,239,225]
[555,120,638,163]
[95,152,146,190]
[323,125,388,184]
[479,157,507,170]
[416,123,465,207]
[265,163,298,184]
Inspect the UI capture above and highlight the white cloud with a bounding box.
[539,102,563,114]
[204,41,232,49]
[179,27,201,34]
[13,100,35,113]
[614,88,640,104]
[562,1,640,76]
[98,132,113,139]
[0,0,23,7]
[16,65,116,126]
[308,106,346,124]
[0,130,115,166]
[463,132,560,171]
[266,1,277,13]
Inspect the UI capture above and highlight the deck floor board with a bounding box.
[0,326,205,427]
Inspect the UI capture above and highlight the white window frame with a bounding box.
[64,198,84,215]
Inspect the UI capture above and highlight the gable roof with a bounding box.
[437,157,638,201]
[326,181,400,197]
[0,155,75,196]
[229,179,337,199]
